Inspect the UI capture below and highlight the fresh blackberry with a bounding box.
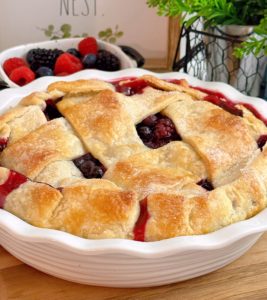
[26,48,64,71]
[95,50,120,71]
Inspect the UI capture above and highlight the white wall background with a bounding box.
[0,0,168,60]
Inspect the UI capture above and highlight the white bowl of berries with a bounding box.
[0,37,140,87]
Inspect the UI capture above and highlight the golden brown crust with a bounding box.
[140,75,206,99]
[19,90,64,109]
[4,181,62,228]
[56,90,101,112]
[1,75,267,241]
[145,169,267,241]
[118,87,193,124]
[104,141,207,198]
[164,99,257,187]
[237,104,267,139]
[58,89,147,167]
[50,180,139,239]
[47,79,114,94]
[0,105,47,144]
[35,160,83,187]
[0,118,85,179]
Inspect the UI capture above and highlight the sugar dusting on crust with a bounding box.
[1,75,267,241]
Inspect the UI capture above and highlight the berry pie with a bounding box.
[0,75,267,242]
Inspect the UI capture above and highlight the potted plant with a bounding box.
[147,0,267,96]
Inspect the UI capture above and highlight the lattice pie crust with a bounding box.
[0,75,267,242]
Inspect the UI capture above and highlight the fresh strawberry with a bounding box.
[3,57,27,76]
[54,53,83,75]
[9,66,35,86]
[78,37,98,56]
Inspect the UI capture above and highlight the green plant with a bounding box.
[234,16,267,58]
[39,24,88,39]
[147,0,267,57]
[39,24,124,44]
[98,25,124,44]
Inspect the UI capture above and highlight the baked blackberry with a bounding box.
[95,50,120,71]
[73,153,106,179]
[26,48,64,71]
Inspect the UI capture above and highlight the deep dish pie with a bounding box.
[0,75,267,242]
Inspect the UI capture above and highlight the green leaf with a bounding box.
[98,31,107,38]
[184,15,199,27]
[63,32,71,38]
[48,24,54,31]
[105,28,112,36]
[109,37,116,43]
[115,31,124,38]
[44,29,52,37]
[60,24,71,33]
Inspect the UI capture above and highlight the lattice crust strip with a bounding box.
[0,75,267,241]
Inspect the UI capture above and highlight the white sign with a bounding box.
[0,0,168,61]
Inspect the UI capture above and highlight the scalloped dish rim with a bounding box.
[0,68,267,258]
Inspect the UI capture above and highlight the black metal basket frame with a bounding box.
[172,21,266,98]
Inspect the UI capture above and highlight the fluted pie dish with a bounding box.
[0,69,267,287]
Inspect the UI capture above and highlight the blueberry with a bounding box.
[35,66,53,78]
[80,160,96,178]
[66,48,81,58]
[82,54,97,69]
[91,166,105,178]
[138,126,153,141]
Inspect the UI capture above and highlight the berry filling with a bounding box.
[189,87,243,117]
[137,113,181,149]
[134,198,150,242]
[0,170,28,208]
[115,78,150,96]
[73,153,106,179]
[44,100,62,120]
[257,135,267,150]
[197,179,214,191]
[0,138,8,152]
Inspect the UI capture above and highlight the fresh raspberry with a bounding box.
[9,66,35,86]
[54,53,83,75]
[3,57,27,76]
[78,37,98,56]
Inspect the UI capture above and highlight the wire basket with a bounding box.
[173,20,267,98]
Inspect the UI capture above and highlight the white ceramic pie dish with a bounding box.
[1,68,267,288]
[0,38,137,87]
